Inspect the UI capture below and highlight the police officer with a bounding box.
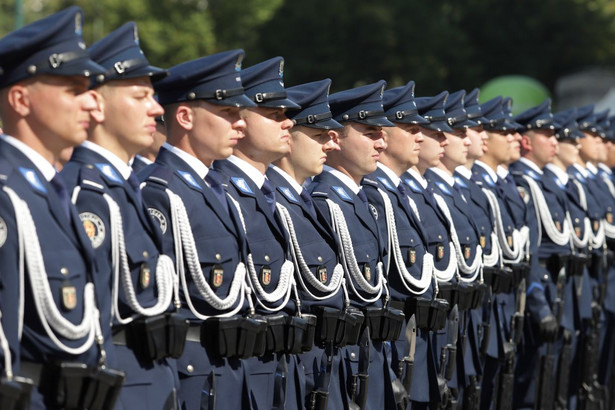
[60,22,180,409]
[362,80,434,410]
[510,100,572,409]
[402,91,456,409]
[266,79,348,410]
[309,80,396,409]
[0,7,124,409]
[138,49,258,410]
[213,57,305,409]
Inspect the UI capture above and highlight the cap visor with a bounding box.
[259,98,301,109]
[391,114,429,125]
[426,120,454,133]
[213,94,257,108]
[453,119,478,129]
[354,116,396,127]
[299,118,344,130]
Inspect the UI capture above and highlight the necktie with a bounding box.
[505,173,516,187]
[50,174,71,221]
[205,169,229,214]
[357,188,369,211]
[299,188,316,217]
[261,179,277,215]
[127,172,143,208]
[396,182,407,198]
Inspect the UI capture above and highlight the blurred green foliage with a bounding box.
[2,0,615,96]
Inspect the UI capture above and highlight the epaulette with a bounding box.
[78,165,106,194]
[331,186,353,202]
[94,162,123,184]
[230,177,254,196]
[311,191,328,198]
[145,165,174,188]
[0,163,14,186]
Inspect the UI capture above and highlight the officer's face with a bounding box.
[417,126,447,170]
[527,129,557,168]
[557,139,580,168]
[238,106,293,163]
[97,77,164,158]
[596,137,608,163]
[508,132,522,163]
[332,122,386,181]
[189,101,246,164]
[383,123,424,168]
[485,131,512,165]
[442,128,471,168]
[289,126,339,181]
[466,126,488,160]
[605,140,615,167]
[22,75,97,156]
[579,131,601,163]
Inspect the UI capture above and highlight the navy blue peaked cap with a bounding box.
[594,108,610,138]
[329,80,394,127]
[553,108,584,140]
[0,6,105,88]
[514,99,555,132]
[463,88,489,125]
[382,81,428,125]
[575,104,599,134]
[480,97,511,132]
[241,57,300,109]
[88,22,167,85]
[444,90,477,129]
[415,91,454,133]
[286,79,342,130]
[155,49,255,107]
[607,115,615,141]
[502,97,523,130]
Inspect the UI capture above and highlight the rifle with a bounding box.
[494,279,526,410]
[396,314,416,408]
[438,306,459,410]
[535,268,566,410]
[349,328,370,410]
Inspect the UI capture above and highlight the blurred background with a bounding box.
[3,0,615,113]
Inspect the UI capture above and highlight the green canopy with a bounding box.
[480,75,550,115]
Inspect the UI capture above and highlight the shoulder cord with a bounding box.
[483,232,500,267]
[482,188,524,263]
[378,188,432,295]
[413,193,456,282]
[325,199,385,304]
[165,189,246,320]
[601,173,615,198]
[432,193,482,282]
[74,186,175,325]
[0,311,13,379]
[275,203,345,301]
[4,186,97,355]
[570,180,597,248]
[523,175,571,246]
[227,194,293,312]
[597,176,615,239]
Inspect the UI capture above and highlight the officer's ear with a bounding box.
[329,129,341,145]
[520,133,533,153]
[89,90,105,124]
[6,83,31,117]
[175,104,194,131]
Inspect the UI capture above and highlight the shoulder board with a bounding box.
[435,181,453,196]
[376,176,395,191]
[453,175,468,189]
[311,191,328,198]
[404,178,422,193]
[331,186,353,202]
[78,166,106,193]
[362,178,379,187]
[0,163,13,186]
[230,177,254,195]
[177,170,202,190]
[278,186,299,203]
[95,163,123,184]
[145,166,173,188]
[19,167,47,193]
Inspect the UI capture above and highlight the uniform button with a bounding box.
[264,255,270,262]
[60,267,69,276]
[86,164,94,169]
[466,237,470,241]
[350,352,356,360]
[215,253,222,261]
[187,364,194,373]
[317,256,323,262]
[366,254,370,258]
[543,274,549,280]
[410,239,414,244]
[575,218,580,223]
[438,235,442,240]
[143,251,149,258]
